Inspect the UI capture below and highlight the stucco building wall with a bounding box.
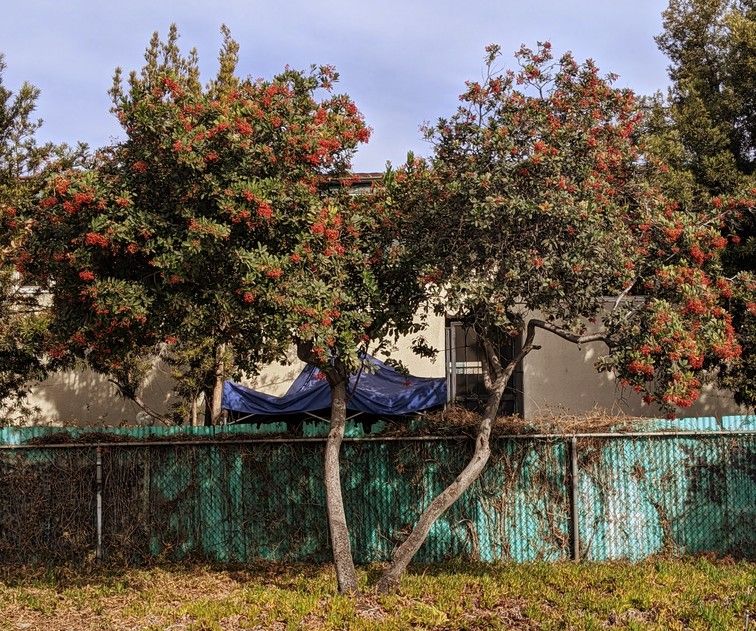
[12,362,176,426]
[7,312,745,425]
[521,330,742,419]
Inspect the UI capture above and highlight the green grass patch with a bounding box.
[0,557,752,629]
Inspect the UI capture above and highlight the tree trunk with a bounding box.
[210,370,224,423]
[325,375,359,594]
[208,343,227,425]
[294,342,359,594]
[375,373,507,593]
[375,327,538,593]
[203,387,213,426]
[190,394,199,426]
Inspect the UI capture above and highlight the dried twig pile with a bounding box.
[410,406,643,436]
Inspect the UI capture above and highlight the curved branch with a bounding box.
[376,322,541,593]
[514,324,540,366]
[107,378,170,425]
[612,280,637,311]
[527,319,607,345]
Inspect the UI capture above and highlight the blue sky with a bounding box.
[2,0,671,172]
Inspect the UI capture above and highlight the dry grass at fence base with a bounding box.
[0,557,752,630]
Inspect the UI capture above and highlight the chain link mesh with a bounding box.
[0,433,752,565]
[0,447,96,563]
[576,435,755,560]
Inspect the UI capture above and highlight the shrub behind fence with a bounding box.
[0,417,753,565]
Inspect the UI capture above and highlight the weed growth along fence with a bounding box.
[0,416,753,565]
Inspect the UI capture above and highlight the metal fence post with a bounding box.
[568,435,580,561]
[96,446,103,562]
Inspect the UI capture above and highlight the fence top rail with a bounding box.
[0,429,754,449]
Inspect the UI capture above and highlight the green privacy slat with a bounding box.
[0,419,752,565]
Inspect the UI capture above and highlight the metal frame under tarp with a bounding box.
[222,354,446,420]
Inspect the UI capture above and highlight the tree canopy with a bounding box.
[390,42,746,411]
[374,41,753,591]
[0,54,83,415]
[24,26,372,422]
[647,0,755,406]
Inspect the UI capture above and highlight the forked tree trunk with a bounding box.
[376,329,538,593]
[375,371,508,593]
[325,375,359,594]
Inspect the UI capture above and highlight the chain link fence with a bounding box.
[0,428,753,566]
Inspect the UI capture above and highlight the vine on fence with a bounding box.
[0,433,752,566]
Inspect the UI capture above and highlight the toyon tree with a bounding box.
[647,0,755,406]
[281,180,428,593]
[25,26,371,423]
[25,26,426,590]
[0,53,83,417]
[374,42,754,592]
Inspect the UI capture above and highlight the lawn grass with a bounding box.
[0,557,752,630]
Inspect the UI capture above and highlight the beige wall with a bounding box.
[236,347,304,396]
[373,314,447,379]
[522,330,744,420]
[7,312,746,425]
[8,362,175,426]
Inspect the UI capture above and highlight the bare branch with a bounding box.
[527,319,607,345]
[107,378,170,425]
[612,280,637,312]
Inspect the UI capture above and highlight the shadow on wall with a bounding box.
[522,336,745,420]
[239,360,305,397]
[13,349,309,426]
[236,328,448,399]
[18,362,176,426]
[222,346,304,398]
[7,317,448,426]
[11,314,744,426]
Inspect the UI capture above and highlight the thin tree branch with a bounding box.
[612,279,637,312]
[527,319,607,345]
[107,377,170,425]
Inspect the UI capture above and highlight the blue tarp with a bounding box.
[222,355,446,417]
